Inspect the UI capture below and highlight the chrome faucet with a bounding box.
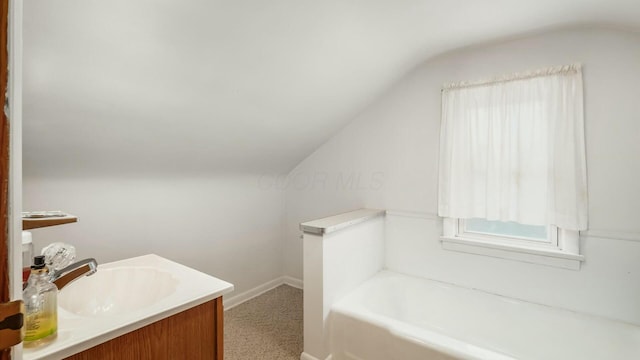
[49,258,98,290]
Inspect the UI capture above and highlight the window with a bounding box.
[463,219,549,244]
[438,64,587,270]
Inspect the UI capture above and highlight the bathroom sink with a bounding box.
[58,266,179,316]
[24,254,233,360]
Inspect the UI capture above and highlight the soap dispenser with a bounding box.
[23,255,58,346]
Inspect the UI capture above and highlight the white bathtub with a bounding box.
[329,271,640,360]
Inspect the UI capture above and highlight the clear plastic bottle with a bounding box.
[41,242,76,271]
[23,255,58,346]
[22,231,34,288]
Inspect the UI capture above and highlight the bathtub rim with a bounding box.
[329,270,640,360]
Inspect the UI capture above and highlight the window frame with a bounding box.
[441,218,584,270]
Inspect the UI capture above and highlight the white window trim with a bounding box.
[441,218,584,270]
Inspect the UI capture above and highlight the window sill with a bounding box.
[440,236,584,270]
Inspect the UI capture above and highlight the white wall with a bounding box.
[284,27,640,324]
[23,174,284,297]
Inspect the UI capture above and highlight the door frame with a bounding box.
[3,0,22,358]
[7,0,22,299]
[0,0,8,325]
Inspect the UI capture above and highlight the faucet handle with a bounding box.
[41,242,77,271]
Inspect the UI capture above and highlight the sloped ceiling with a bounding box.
[23,0,640,176]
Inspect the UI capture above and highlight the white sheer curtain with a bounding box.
[438,64,587,231]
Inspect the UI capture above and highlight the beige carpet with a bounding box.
[225,285,303,360]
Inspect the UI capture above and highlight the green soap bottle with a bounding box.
[23,255,58,346]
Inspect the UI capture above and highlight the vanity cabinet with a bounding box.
[63,297,224,360]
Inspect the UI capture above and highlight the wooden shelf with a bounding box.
[23,214,78,230]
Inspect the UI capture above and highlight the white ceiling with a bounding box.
[22,0,640,176]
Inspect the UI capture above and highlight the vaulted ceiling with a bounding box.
[23,0,640,176]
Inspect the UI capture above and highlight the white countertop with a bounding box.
[23,254,234,360]
[300,209,385,235]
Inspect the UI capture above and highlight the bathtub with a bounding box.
[329,271,640,360]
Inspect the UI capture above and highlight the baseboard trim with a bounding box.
[300,352,316,360]
[223,275,304,310]
[300,352,332,360]
[283,275,303,289]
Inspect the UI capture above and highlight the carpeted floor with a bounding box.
[225,285,303,360]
